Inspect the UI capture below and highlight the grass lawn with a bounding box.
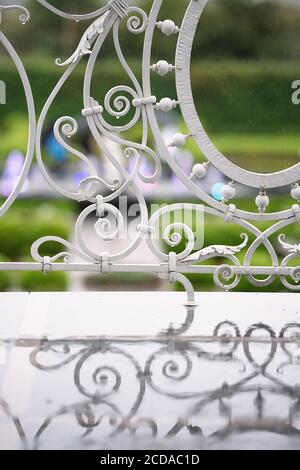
[211,133,300,156]
[184,132,300,172]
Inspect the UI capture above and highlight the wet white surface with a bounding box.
[0,292,300,450]
[0,291,298,338]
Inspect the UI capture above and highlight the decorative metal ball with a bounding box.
[160,19,177,36]
[154,60,170,76]
[255,193,270,213]
[221,183,236,201]
[291,184,300,202]
[169,133,188,148]
[191,163,208,179]
[158,97,174,112]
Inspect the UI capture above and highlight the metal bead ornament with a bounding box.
[168,133,190,148]
[151,60,175,76]
[155,97,179,112]
[156,19,180,36]
[255,190,270,214]
[221,182,236,202]
[291,184,300,203]
[190,162,209,179]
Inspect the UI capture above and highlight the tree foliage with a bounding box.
[2,0,300,60]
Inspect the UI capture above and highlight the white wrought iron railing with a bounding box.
[0,0,299,306]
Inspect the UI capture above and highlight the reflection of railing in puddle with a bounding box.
[2,320,300,449]
[0,398,28,448]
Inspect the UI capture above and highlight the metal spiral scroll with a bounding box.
[29,338,147,446]
[0,0,298,301]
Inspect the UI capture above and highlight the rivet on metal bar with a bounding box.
[183,300,199,309]
[108,0,128,18]
[42,256,52,275]
[101,252,109,274]
[99,339,107,354]
[82,104,103,117]
[292,204,300,224]
[96,195,105,218]
[132,96,157,108]
[168,251,177,283]
[40,336,49,351]
[137,224,155,234]
[167,330,176,353]
[224,204,236,223]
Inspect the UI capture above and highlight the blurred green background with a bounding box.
[0,0,299,292]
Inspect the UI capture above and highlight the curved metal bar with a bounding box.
[0,4,30,24]
[82,19,150,263]
[0,31,35,218]
[176,0,300,190]
[0,398,28,449]
[36,0,110,22]
[142,0,296,222]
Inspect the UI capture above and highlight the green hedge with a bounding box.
[1,59,300,136]
[85,272,160,291]
[0,200,73,291]
[4,0,300,63]
[0,255,12,291]
[0,200,73,260]
[19,271,68,292]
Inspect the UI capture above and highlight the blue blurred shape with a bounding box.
[211,182,225,201]
[45,134,67,163]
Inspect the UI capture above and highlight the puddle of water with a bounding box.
[1,320,300,450]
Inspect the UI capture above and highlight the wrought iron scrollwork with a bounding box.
[0,0,299,302]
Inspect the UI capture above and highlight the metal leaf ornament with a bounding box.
[56,10,111,67]
[183,234,248,264]
[278,234,300,254]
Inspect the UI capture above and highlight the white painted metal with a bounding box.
[0,0,299,302]
[176,0,300,190]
